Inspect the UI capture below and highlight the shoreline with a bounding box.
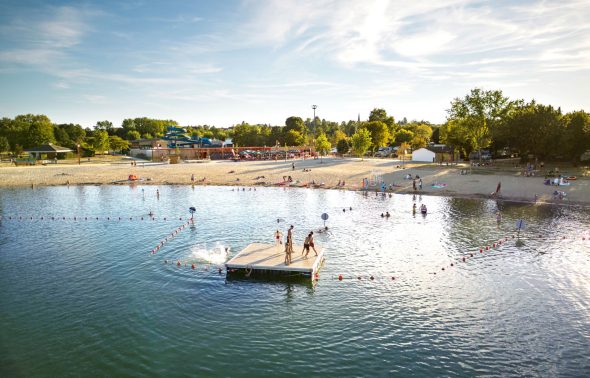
[1,158,588,207]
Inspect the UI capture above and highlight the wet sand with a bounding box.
[1,157,588,206]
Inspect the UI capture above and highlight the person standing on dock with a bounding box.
[275,229,283,246]
[284,225,294,265]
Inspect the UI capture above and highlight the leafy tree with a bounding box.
[108,135,130,153]
[331,129,347,145]
[315,132,331,162]
[0,136,9,153]
[95,120,114,134]
[14,114,55,147]
[284,129,304,146]
[369,108,396,136]
[360,120,391,154]
[498,101,563,160]
[92,130,110,154]
[54,127,72,147]
[285,116,305,134]
[126,130,141,140]
[447,88,515,160]
[410,124,432,149]
[336,138,350,155]
[351,128,372,160]
[395,129,414,144]
[562,111,590,162]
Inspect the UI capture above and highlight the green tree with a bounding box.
[108,135,130,153]
[93,130,110,154]
[0,136,9,153]
[410,124,433,149]
[336,138,350,155]
[285,116,305,134]
[369,108,396,136]
[562,111,590,162]
[95,120,114,134]
[360,121,391,154]
[395,129,414,144]
[14,114,55,147]
[284,129,304,146]
[351,128,372,160]
[126,130,141,140]
[447,88,515,160]
[315,132,331,162]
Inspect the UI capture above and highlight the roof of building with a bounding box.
[425,145,453,153]
[24,143,73,153]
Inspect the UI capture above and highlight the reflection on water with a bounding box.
[1,185,589,377]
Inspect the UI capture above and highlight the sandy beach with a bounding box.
[1,157,588,206]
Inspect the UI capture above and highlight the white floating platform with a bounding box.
[225,243,324,279]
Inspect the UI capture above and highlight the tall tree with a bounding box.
[284,116,305,134]
[15,114,55,147]
[369,108,396,136]
[351,128,372,160]
[447,88,515,160]
[315,132,331,162]
[410,124,433,149]
[92,130,110,154]
[360,121,391,154]
[562,111,590,162]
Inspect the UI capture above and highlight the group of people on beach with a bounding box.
[275,225,318,265]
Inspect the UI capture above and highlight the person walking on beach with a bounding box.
[412,179,417,191]
[419,178,423,190]
[284,225,294,265]
[191,174,195,183]
[292,162,295,171]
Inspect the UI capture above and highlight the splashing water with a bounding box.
[189,242,230,264]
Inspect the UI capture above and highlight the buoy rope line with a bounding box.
[0,215,189,222]
[149,220,193,255]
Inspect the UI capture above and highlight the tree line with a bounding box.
[1,87,588,161]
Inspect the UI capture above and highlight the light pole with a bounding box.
[312,105,317,135]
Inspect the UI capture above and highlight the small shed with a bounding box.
[24,143,73,160]
[412,145,458,163]
[412,148,436,162]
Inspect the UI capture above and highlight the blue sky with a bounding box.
[1,0,589,128]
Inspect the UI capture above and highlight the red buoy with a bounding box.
[480,248,483,252]
[493,243,496,247]
[338,274,343,281]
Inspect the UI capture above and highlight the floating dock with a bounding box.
[225,243,324,279]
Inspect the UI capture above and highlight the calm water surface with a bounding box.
[1,186,589,377]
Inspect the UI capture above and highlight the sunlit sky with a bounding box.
[1,0,589,128]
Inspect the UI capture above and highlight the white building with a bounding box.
[411,147,436,162]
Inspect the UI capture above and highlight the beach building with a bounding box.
[412,145,458,163]
[24,143,73,160]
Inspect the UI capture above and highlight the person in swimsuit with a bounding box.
[306,232,318,257]
[302,233,311,256]
[275,229,283,245]
[284,225,294,265]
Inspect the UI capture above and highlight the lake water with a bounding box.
[1,186,589,377]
